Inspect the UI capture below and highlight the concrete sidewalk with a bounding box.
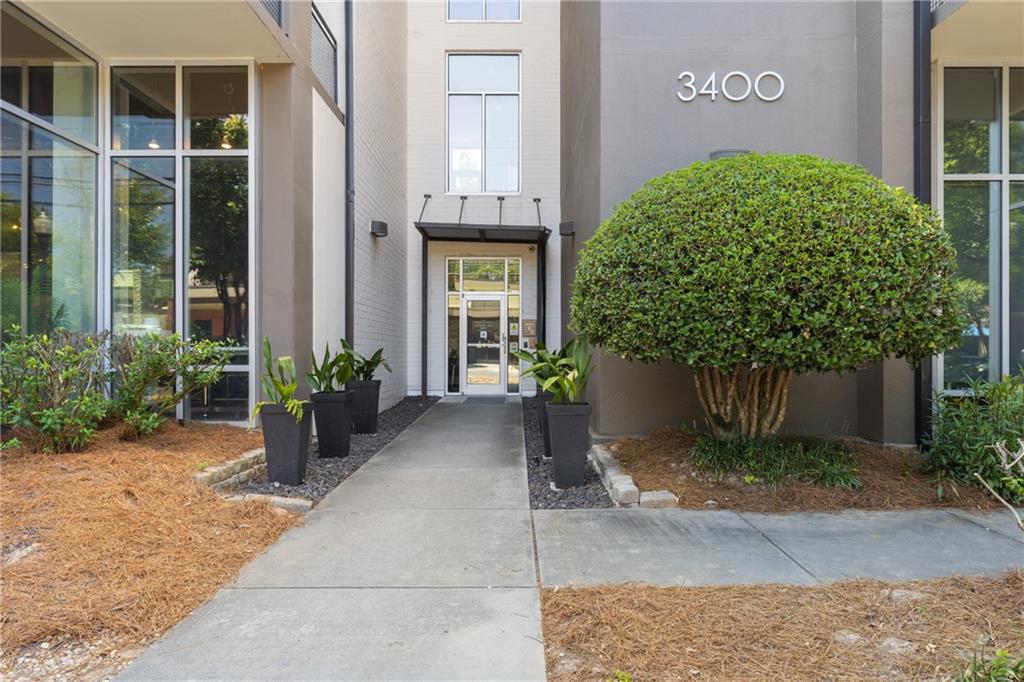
[121,399,545,682]
[534,507,1023,587]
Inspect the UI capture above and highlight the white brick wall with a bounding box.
[354,0,409,409]
[404,0,562,395]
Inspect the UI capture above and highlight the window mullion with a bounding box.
[480,93,487,193]
[1001,66,1010,376]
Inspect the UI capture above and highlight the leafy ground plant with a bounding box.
[252,336,304,422]
[691,435,862,488]
[956,649,1024,682]
[0,328,109,452]
[108,333,230,439]
[927,374,1024,504]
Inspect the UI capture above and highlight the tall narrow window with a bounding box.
[111,67,175,151]
[447,54,519,194]
[940,65,1024,391]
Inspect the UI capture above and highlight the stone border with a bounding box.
[588,443,679,508]
[194,448,315,514]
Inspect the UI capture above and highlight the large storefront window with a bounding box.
[109,64,252,420]
[941,66,1024,390]
[1,3,97,336]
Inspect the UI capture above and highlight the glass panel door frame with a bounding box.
[461,293,506,395]
[102,59,258,420]
[934,61,1024,395]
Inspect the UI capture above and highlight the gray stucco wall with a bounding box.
[563,0,917,441]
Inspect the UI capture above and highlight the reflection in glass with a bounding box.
[448,94,481,193]
[448,55,519,93]
[1010,69,1024,174]
[112,157,174,335]
[485,95,519,192]
[944,68,1001,175]
[1,3,97,143]
[507,258,520,292]
[186,157,248,363]
[111,67,175,151]
[184,66,249,150]
[447,258,460,291]
[466,298,501,385]
[186,373,248,421]
[944,181,1001,389]
[508,294,520,392]
[447,293,460,392]
[1010,182,1023,375]
[463,258,505,291]
[1,111,96,334]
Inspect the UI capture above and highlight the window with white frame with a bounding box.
[447,54,520,194]
[448,0,519,22]
[938,65,1024,391]
[109,64,254,420]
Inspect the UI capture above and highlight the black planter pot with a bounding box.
[539,391,555,460]
[310,390,354,458]
[545,401,592,488]
[350,379,381,434]
[260,402,312,485]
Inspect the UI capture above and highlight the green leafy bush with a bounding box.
[305,342,355,393]
[0,328,109,452]
[926,374,1024,504]
[691,435,861,488]
[107,333,230,439]
[341,339,392,382]
[520,337,594,403]
[956,649,1024,682]
[571,153,964,439]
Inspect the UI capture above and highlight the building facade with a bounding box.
[2,0,1021,446]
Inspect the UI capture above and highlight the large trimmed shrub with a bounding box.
[571,153,964,438]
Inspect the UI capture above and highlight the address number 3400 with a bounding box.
[676,71,784,103]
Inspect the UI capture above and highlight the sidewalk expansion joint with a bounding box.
[940,509,1024,545]
[736,512,820,583]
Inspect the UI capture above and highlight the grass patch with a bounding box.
[691,435,862,488]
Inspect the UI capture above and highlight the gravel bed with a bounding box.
[524,396,612,509]
[238,396,439,502]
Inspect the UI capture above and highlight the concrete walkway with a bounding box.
[122,399,545,681]
[121,399,1022,680]
[534,507,1023,587]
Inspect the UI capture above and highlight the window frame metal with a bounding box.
[446,0,522,23]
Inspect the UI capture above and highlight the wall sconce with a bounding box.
[559,220,575,237]
[370,220,388,238]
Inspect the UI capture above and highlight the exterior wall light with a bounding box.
[370,220,388,238]
[559,220,575,236]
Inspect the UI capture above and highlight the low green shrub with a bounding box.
[691,435,862,488]
[0,328,109,452]
[108,333,230,439]
[956,649,1024,682]
[926,374,1024,504]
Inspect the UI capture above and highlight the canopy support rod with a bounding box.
[533,197,542,226]
[418,194,432,223]
[458,195,468,225]
[497,196,504,225]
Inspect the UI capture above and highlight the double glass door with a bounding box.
[462,294,506,395]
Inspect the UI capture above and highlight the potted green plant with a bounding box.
[252,337,311,485]
[512,342,563,460]
[523,337,594,488]
[341,340,391,434]
[305,343,355,458]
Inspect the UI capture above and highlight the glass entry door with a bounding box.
[462,294,506,395]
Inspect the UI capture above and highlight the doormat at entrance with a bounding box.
[464,397,508,405]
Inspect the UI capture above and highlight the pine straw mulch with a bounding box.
[543,570,1024,681]
[0,421,297,660]
[612,427,1000,513]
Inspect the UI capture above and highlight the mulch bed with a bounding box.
[237,396,439,502]
[612,427,1000,513]
[543,570,1024,681]
[0,422,297,678]
[523,396,612,510]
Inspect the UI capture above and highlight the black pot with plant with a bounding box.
[342,340,392,434]
[305,343,355,458]
[512,343,563,460]
[522,337,594,488]
[252,337,311,485]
